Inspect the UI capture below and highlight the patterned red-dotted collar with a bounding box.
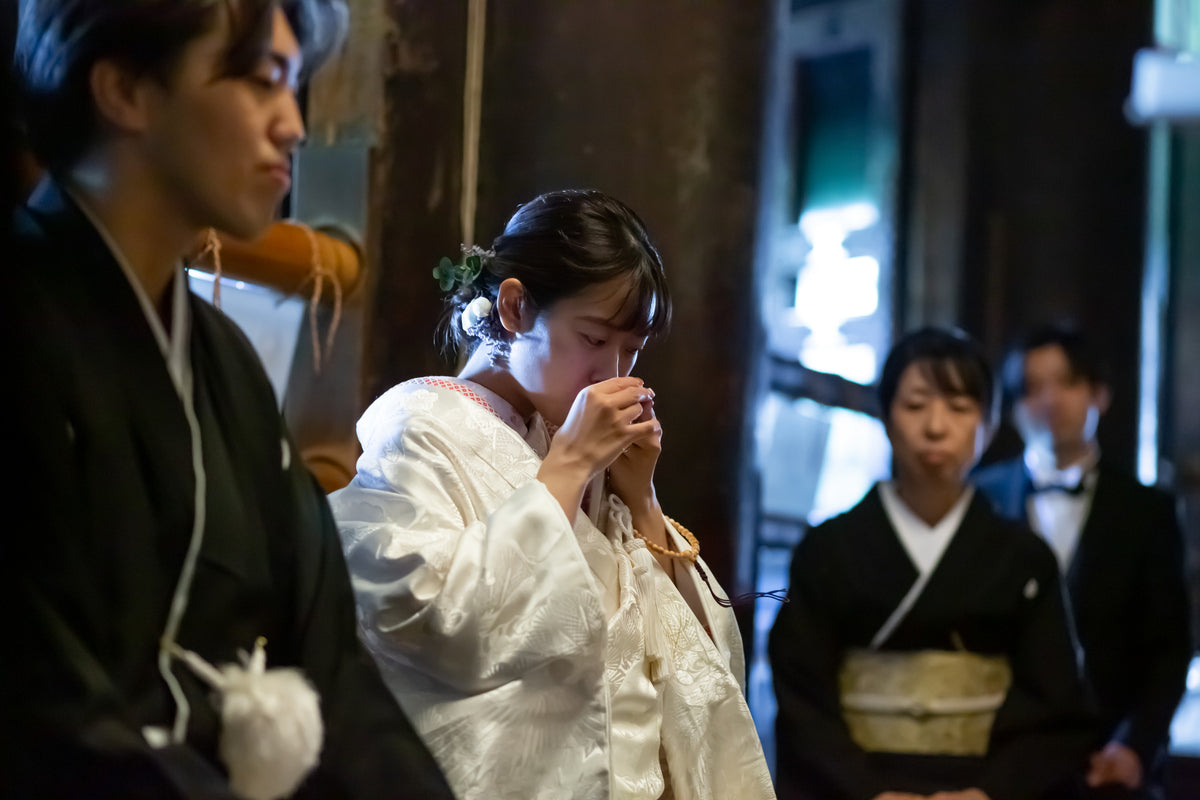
[411,377,527,433]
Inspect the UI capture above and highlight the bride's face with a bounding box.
[507,275,651,426]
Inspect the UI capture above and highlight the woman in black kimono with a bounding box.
[769,327,1094,800]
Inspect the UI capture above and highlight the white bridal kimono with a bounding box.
[330,378,775,800]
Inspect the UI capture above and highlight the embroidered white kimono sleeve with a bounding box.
[330,381,775,800]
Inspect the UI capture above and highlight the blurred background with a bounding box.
[10,0,1200,794]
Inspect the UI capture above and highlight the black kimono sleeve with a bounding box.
[769,531,889,800]
[279,451,455,800]
[0,287,238,799]
[978,542,1096,799]
[1,579,240,800]
[1116,490,1192,768]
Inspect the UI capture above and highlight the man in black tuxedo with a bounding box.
[975,325,1192,800]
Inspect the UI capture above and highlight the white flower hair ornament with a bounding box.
[433,245,496,337]
[461,296,493,335]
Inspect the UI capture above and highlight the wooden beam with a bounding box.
[202,224,363,298]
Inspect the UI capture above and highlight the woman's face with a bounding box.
[508,276,651,426]
[886,362,987,489]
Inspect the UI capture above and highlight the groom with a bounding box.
[3,1,453,797]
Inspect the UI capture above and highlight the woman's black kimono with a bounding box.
[769,486,1095,800]
[1,179,454,799]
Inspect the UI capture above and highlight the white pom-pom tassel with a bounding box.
[172,638,323,800]
[460,296,493,334]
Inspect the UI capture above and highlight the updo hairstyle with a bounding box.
[438,189,672,357]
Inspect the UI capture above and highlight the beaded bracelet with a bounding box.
[638,516,790,609]
[634,516,700,563]
[639,515,734,606]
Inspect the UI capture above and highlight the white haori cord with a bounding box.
[152,380,322,799]
[154,360,210,747]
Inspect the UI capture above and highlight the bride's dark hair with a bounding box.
[439,189,672,357]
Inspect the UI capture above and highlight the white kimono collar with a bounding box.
[871,483,974,649]
[878,481,973,574]
[441,376,554,459]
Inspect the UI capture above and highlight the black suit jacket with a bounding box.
[975,458,1192,771]
[0,179,455,799]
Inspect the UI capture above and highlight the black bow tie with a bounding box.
[1030,480,1087,496]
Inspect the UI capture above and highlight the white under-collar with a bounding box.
[878,482,973,575]
[450,377,553,459]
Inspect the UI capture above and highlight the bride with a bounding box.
[329,189,774,800]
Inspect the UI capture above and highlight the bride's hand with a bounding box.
[606,393,661,516]
[538,377,656,521]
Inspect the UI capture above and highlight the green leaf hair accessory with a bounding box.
[433,245,493,293]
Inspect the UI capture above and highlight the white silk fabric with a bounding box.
[329,378,775,800]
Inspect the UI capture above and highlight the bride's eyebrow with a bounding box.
[575,315,619,328]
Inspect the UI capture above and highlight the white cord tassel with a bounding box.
[171,638,323,800]
[628,542,673,682]
[608,495,673,682]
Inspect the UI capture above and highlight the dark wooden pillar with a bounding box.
[907,0,1153,470]
[311,1,771,602]
[287,1,470,487]
[366,1,470,399]
[474,1,771,596]
[903,0,971,332]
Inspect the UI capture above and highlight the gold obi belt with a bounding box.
[838,649,1012,757]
